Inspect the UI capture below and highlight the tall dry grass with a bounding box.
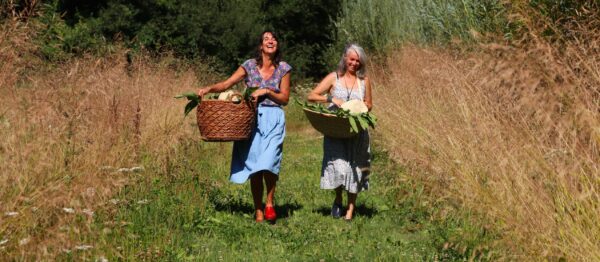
[373,10,599,261]
[0,21,217,259]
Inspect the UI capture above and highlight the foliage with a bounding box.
[331,0,509,53]
[34,0,341,78]
[261,0,341,78]
[522,0,599,38]
[174,92,200,117]
[295,98,377,133]
[9,0,596,76]
[33,3,109,62]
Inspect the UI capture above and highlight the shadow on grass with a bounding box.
[274,203,303,219]
[214,200,254,214]
[314,203,378,218]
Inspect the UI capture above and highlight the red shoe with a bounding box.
[265,206,276,221]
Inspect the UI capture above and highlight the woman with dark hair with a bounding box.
[307,43,372,221]
[197,31,292,223]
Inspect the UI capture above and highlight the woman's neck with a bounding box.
[344,71,357,78]
[261,54,274,68]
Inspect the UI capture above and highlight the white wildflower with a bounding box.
[82,209,94,216]
[62,207,75,214]
[75,245,93,251]
[0,239,8,246]
[19,238,30,246]
[96,256,109,262]
[109,199,120,205]
[136,199,149,205]
[4,212,18,217]
[117,168,131,173]
[99,166,115,171]
[130,166,145,173]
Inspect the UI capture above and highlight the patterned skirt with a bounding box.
[320,130,371,193]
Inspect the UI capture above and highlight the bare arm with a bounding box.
[363,76,373,111]
[251,72,291,105]
[197,66,246,97]
[307,72,343,107]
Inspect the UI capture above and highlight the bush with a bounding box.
[34,3,108,62]
[46,0,341,79]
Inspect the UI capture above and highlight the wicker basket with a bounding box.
[303,108,360,138]
[196,94,257,141]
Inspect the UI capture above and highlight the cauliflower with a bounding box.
[341,99,368,114]
[217,90,241,102]
[218,90,234,101]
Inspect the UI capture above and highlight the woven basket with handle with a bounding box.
[303,108,360,138]
[196,93,257,141]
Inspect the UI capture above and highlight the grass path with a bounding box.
[68,100,493,261]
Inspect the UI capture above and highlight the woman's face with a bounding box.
[345,50,361,73]
[261,32,278,55]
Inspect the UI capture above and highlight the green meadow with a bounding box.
[65,100,496,261]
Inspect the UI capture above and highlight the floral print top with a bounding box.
[241,59,292,106]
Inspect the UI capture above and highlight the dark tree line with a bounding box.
[27,0,341,78]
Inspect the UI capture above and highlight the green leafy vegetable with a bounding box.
[174,92,200,117]
[348,116,358,133]
[296,98,377,133]
[183,100,198,117]
[357,116,369,130]
[243,87,258,100]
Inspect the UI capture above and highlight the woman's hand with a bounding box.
[331,97,344,107]
[251,88,270,99]
[197,87,211,97]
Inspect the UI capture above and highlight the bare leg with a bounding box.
[250,172,264,222]
[264,172,277,207]
[334,186,343,205]
[345,192,357,220]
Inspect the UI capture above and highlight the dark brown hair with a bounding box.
[255,30,282,67]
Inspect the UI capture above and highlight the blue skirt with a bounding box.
[230,106,285,184]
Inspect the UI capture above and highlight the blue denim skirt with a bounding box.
[229,106,285,183]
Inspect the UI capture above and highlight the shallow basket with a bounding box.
[303,108,360,139]
[196,96,257,141]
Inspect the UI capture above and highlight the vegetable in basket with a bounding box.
[295,98,377,133]
[175,87,256,117]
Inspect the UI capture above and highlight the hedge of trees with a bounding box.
[3,0,596,78]
[19,0,341,78]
